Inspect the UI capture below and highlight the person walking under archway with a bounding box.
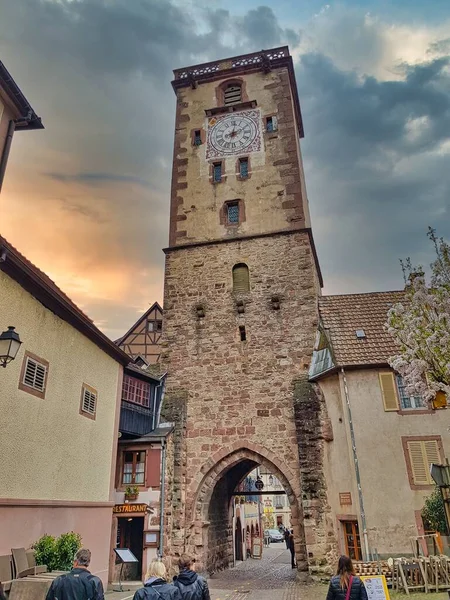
[173,555,210,600]
[326,556,368,600]
[287,529,296,569]
[133,560,181,600]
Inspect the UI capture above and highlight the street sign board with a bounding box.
[361,575,390,600]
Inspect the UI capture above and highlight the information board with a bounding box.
[252,539,262,559]
[361,575,390,600]
[114,548,138,563]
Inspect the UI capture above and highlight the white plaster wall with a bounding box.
[319,369,450,557]
[0,272,122,502]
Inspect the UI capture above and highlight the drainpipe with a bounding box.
[340,368,370,560]
[158,439,167,558]
[152,374,167,431]
[0,120,15,192]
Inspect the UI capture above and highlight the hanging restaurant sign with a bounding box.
[113,503,150,514]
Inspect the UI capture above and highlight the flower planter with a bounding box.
[125,493,138,501]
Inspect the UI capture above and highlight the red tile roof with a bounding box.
[319,290,406,367]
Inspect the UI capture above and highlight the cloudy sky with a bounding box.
[1,0,450,340]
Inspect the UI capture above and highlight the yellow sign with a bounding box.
[113,503,148,514]
[361,575,390,600]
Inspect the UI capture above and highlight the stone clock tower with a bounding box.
[161,47,334,575]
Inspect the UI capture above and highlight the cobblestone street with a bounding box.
[208,545,325,600]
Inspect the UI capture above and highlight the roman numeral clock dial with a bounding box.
[206,109,262,159]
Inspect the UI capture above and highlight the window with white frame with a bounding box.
[395,375,426,410]
[23,357,46,392]
[274,495,284,508]
[80,385,97,418]
[19,352,49,398]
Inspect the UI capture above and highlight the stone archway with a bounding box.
[184,441,308,576]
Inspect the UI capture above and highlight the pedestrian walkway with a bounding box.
[208,545,324,600]
[105,546,326,600]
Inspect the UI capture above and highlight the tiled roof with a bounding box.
[319,290,406,367]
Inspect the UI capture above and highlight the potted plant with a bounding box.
[124,486,139,501]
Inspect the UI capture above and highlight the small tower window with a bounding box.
[239,158,249,178]
[226,202,239,224]
[193,130,202,146]
[266,116,278,132]
[224,84,242,106]
[232,263,250,293]
[239,325,247,342]
[213,162,223,183]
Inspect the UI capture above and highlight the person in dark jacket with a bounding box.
[284,528,290,549]
[287,530,296,569]
[133,560,181,600]
[45,549,104,600]
[173,554,210,600]
[326,556,368,600]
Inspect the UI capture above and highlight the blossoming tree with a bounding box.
[387,228,450,403]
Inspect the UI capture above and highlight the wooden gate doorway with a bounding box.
[343,520,362,561]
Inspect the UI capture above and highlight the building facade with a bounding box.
[110,362,172,582]
[0,60,43,191]
[0,236,129,584]
[310,291,450,560]
[161,47,336,576]
[116,302,163,364]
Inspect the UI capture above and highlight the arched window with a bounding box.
[232,263,250,293]
[224,83,242,105]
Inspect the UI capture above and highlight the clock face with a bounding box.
[206,109,262,159]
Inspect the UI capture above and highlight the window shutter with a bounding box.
[423,440,441,469]
[379,372,399,411]
[407,441,429,485]
[224,85,242,105]
[24,358,46,392]
[232,264,250,293]
[146,449,161,487]
[82,387,97,415]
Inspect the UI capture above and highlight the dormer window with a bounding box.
[224,84,242,106]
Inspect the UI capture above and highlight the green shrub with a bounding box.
[33,532,82,571]
[55,532,82,571]
[422,486,449,535]
[32,535,57,571]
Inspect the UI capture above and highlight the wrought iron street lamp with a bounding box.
[0,326,22,367]
[430,462,450,534]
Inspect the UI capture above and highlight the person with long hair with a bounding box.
[133,560,182,600]
[326,556,368,600]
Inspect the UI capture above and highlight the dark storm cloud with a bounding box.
[297,48,450,290]
[235,6,300,50]
[1,0,450,334]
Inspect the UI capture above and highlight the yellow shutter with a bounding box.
[407,440,441,485]
[424,440,441,472]
[232,265,250,293]
[379,372,399,411]
[407,441,429,485]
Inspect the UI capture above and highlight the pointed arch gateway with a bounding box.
[184,441,308,575]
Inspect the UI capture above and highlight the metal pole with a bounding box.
[341,368,370,560]
[158,440,167,557]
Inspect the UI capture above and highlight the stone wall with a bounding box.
[293,377,337,574]
[169,66,311,247]
[161,230,334,572]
